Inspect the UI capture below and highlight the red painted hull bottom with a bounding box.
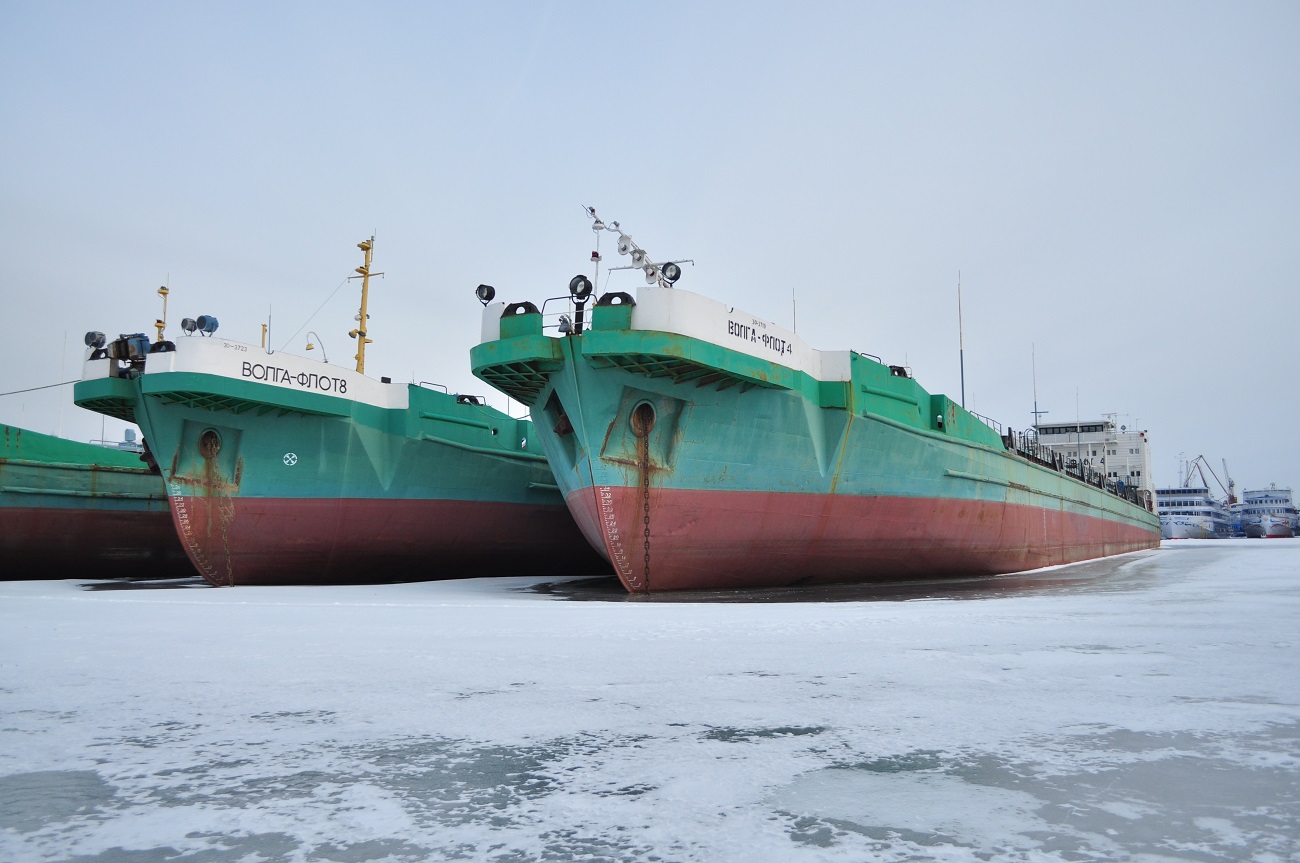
[171,496,612,586]
[1,507,191,579]
[567,486,1160,593]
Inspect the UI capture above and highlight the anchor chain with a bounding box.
[631,402,656,593]
[641,455,651,591]
[218,489,235,586]
[199,429,237,586]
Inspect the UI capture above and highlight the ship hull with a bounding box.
[75,339,609,586]
[1263,517,1293,538]
[549,353,1160,594]
[1160,516,1217,540]
[1243,517,1293,539]
[472,291,1160,593]
[1,425,190,578]
[0,503,186,578]
[138,390,609,587]
[168,495,607,585]
[567,485,1159,592]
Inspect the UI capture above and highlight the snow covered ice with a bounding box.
[2,539,1297,862]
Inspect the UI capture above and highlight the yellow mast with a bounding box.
[348,236,381,373]
[154,285,169,341]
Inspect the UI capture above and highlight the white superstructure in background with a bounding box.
[1239,485,1296,538]
[1155,486,1233,539]
[1155,454,1235,539]
[1031,417,1154,498]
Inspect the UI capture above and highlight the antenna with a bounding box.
[1030,343,1048,433]
[1075,387,1083,477]
[581,213,605,334]
[792,286,797,333]
[58,331,67,438]
[957,271,966,408]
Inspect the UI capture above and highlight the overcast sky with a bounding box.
[2,2,1296,494]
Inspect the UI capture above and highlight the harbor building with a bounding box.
[1031,417,1155,497]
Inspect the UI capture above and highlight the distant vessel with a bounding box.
[0,423,190,578]
[1156,486,1233,539]
[469,209,1161,593]
[73,239,608,586]
[1239,485,1296,538]
[1155,455,1234,539]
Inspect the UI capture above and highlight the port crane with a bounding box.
[1182,455,1235,504]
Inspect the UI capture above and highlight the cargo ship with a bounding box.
[1,423,190,578]
[73,239,609,586]
[470,210,1162,593]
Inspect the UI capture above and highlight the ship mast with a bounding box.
[348,237,382,373]
[155,284,169,342]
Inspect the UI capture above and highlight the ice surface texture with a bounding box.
[2,539,1297,862]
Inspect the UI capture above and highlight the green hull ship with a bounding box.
[1,423,189,578]
[73,239,608,586]
[470,211,1162,593]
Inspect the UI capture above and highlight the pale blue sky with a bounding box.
[2,1,1297,492]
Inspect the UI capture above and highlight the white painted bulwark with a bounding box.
[86,337,409,410]
[475,285,854,383]
[479,302,506,343]
[80,348,113,380]
[631,287,851,382]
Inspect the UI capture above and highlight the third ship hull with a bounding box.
[1,424,188,578]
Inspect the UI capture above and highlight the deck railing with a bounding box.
[1000,428,1150,510]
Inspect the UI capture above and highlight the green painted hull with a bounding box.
[0,424,190,578]
[472,287,1161,592]
[74,337,609,585]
